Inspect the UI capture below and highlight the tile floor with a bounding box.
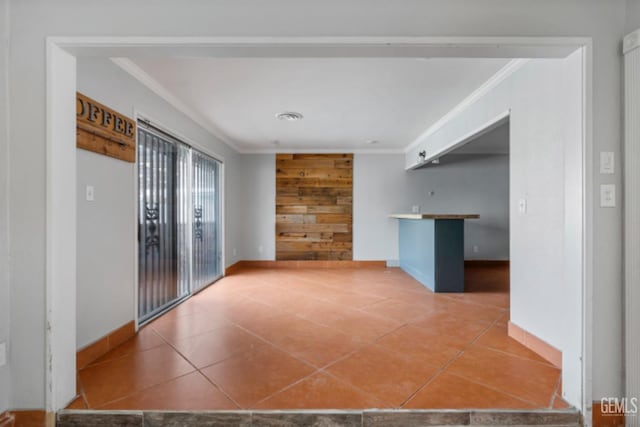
[68,265,570,411]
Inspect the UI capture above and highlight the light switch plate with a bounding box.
[0,342,6,367]
[600,184,616,207]
[86,185,95,201]
[600,152,615,174]
[518,199,527,214]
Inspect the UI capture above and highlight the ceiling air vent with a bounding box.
[276,111,303,121]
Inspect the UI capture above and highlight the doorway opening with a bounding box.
[46,37,592,419]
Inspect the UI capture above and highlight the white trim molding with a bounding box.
[43,36,593,416]
[624,28,640,427]
[624,29,640,55]
[111,58,242,153]
[404,59,528,154]
[242,147,405,155]
[406,110,510,170]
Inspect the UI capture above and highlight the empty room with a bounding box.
[0,2,638,427]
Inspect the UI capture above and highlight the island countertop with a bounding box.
[389,214,480,220]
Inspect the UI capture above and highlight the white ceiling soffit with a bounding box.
[113,56,523,153]
[449,120,510,155]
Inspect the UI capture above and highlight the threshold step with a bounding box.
[57,409,581,427]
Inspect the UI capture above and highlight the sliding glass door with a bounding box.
[192,151,221,292]
[137,122,222,323]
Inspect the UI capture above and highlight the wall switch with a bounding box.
[600,152,615,174]
[232,248,237,257]
[0,342,6,367]
[85,185,95,201]
[518,199,527,214]
[600,184,616,207]
[411,205,420,213]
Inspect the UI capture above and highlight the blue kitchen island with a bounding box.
[390,214,479,293]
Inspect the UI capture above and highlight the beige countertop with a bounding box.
[389,213,480,219]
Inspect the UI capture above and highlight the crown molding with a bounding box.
[112,55,528,156]
[110,57,243,153]
[404,58,529,154]
[240,147,405,154]
[624,29,640,55]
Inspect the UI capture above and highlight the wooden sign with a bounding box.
[76,92,136,162]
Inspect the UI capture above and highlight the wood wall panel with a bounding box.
[276,153,353,260]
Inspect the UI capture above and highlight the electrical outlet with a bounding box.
[258,245,263,253]
[0,342,6,367]
[232,248,237,257]
[600,184,616,207]
[472,245,479,253]
[411,205,420,214]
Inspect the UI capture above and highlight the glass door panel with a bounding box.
[137,126,186,322]
[192,150,221,292]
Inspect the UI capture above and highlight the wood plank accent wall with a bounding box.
[276,153,353,260]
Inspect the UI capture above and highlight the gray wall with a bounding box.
[237,153,509,263]
[76,57,244,349]
[627,0,640,33]
[2,0,630,411]
[354,153,509,262]
[412,155,509,260]
[240,154,276,260]
[76,150,135,349]
[0,0,9,414]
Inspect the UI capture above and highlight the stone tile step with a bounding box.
[57,409,582,427]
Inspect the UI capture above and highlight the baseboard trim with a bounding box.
[464,260,510,267]
[10,410,47,427]
[592,400,626,427]
[226,260,386,274]
[508,321,562,368]
[76,320,136,370]
[224,261,244,276]
[0,412,14,427]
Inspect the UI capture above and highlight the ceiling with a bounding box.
[125,57,512,152]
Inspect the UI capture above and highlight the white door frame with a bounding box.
[45,35,593,418]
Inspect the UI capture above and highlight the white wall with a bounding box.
[240,154,276,260]
[627,0,640,33]
[354,153,509,262]
[47,44,78,411]
[0,0,9,414]
[75,150,135,349]
[4,0,629,412]
[406,54,584,405]
[75,57,243,349]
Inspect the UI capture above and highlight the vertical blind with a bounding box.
[137,122,221,323]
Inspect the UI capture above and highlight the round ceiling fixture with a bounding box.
[276,111,304,121]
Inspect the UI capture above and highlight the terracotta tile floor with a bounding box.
[69,265,570,411]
